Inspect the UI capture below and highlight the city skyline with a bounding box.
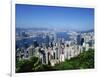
[16,4,94,31]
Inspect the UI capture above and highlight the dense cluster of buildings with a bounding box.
[16,30,94,66]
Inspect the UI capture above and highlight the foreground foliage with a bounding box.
[16,49,94,73]
[54,49,94,70]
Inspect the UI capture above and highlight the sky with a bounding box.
[16,4,94,31]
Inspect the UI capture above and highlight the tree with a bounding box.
[16,57,42,73]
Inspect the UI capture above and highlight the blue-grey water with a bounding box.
[16,32,70,49]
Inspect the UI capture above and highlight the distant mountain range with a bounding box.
[77,29,94,33]
[16,27,94,33]
[16,27,54,32]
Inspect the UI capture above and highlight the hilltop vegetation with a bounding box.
[16,49,94,73]
[54,49,94,70]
